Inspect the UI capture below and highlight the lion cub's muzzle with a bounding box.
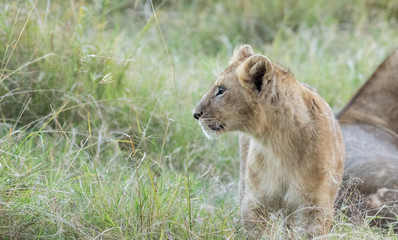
[193,110,225,131]
[193,105,225,138]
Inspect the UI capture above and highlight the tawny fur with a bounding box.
[193,45,345,237]
[337,48,398,227]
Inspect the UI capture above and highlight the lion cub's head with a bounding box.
[193,45,279,138]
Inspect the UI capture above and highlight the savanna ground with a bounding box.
[0,0,398,239]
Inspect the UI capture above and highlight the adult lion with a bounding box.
[338,48,398,227]
[193,45,345,237]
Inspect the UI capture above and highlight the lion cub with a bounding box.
[193,45,345,237]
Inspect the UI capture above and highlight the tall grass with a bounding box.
[0,0,397,239]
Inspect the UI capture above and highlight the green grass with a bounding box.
[1,0,398,239]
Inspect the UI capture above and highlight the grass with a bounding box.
[0,0,398,239]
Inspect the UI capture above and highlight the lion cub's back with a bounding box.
[302,85,345,180]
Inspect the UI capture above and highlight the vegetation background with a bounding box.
[0,0,397,239]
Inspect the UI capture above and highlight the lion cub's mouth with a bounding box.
[207,122,224,131]
[199,118,225,138]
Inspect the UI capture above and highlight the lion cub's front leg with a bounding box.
[296,196,335,237]
[241,195,269,238]
[294,207,333,237]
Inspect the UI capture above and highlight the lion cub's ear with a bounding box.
[237,55,274,92]
[230,44,254,64]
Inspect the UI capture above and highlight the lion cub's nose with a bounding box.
[193,111,203,120]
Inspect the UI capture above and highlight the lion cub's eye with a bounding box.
[215,86,226,97]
